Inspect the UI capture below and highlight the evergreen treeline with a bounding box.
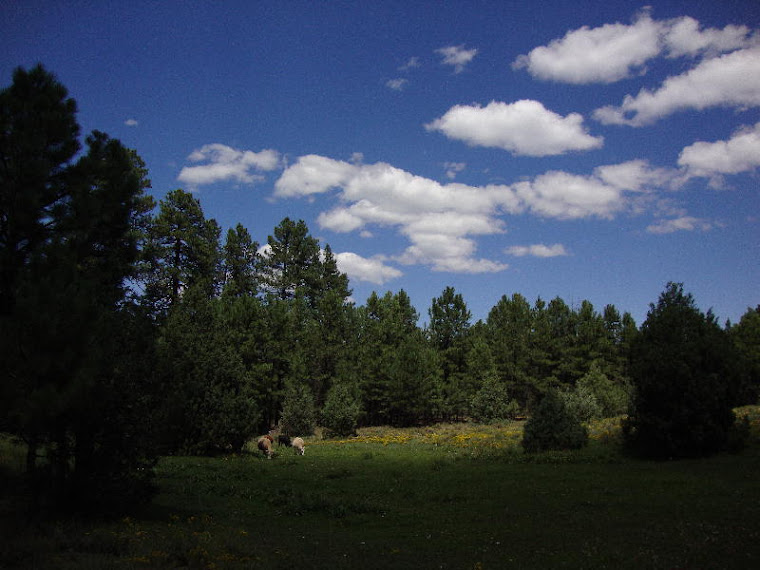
[2,66,759,509]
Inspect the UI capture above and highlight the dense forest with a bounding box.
[2,66,759,509]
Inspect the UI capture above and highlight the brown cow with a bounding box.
[257,435,273,459]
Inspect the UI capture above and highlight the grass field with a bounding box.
[2,409,760,569]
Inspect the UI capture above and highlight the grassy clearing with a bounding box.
[2,410,760,569]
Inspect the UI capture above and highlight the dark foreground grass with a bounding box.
[2,423,760,569]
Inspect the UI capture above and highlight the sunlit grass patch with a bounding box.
[735,405,760,439]
[312,420,529,453]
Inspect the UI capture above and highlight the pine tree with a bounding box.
[144,188,221,314]
[0,66,158,508]
[258,217,321,301]
[487,293,534,405]
[522,391,588,453]
[730,305,760,404]
[429,287,471,419]
[222,223,259,297]
[0,64,80,315]
[624,282,743,458]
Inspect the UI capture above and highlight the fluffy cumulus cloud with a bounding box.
[513,10,661,84]
[594,160,677,191]
[436,45,478,73]
[506,244,568,258]
[334,252,402,285]
[274,155,676,273]
[276,155,513,273]
[664,16,755,58]
[594,46,760,126]
[679,122,760,178]
[426,100,603,157]
[513,171,627,220]
[274,154,357,197]
[178,144,280,187]
[513,10,756,84]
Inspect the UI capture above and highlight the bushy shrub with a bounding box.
[279,383,317,436]
[321,383,362,437]
[522,391,588,453]
[559,385,601,423]
[470,375,520,423]
[578,362,630,418]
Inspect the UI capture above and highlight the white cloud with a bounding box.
[646,216,715,234]
[178,143,280,187]
[426,100,603,157]
[396,232,508,273]
[512,10,661,84]
[334,252,402,285]
[506,244,568,258]
[513,10,756,85]
[275,155,675,273]
[512,171,625,220]
[594,46,760,126]
[443,161,466,179]
[399,56,420,71]
[257,243,272,258]
[594,159,680,192]
[277,156,512,272]
[124,118,138,127]
[679,122,760,177]
[317,208,366,233]
[664,16,755,58]
[386,78,408,91]
[274,154,357,197]
[436,45,478,73]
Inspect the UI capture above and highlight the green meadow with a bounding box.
[2,410,760,569]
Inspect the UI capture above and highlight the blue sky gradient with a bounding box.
[2,1,758,325]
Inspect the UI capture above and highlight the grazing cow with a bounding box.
[291,437,305,456]
[257,435,273,459]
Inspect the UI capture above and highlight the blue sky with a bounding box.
[2,0,759,325]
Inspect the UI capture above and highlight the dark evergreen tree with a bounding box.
[0,64,80,316]
[568,300,608,380]
[321,382,362,437]
[544,297,577,385]
[388,330,441,426]
[0,66,158,509]
[279,382,317,436]
[623,282,743,458]
[222,223,259,298]
[522,391,588,453]
[730,305,760,404]
[470,375,519,423]
[156,287,259,454]
[601,304,637,382]
[258,217,321,302]
[487,293,534,406]
[217,294,277,433]
[144,188,221,314]
[358,290,420,425]
[428,286,471,419]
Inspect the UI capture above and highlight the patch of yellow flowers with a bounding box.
[313,421,532,450]
[311,406,760,451]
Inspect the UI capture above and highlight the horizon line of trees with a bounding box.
[2,65,759,511]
